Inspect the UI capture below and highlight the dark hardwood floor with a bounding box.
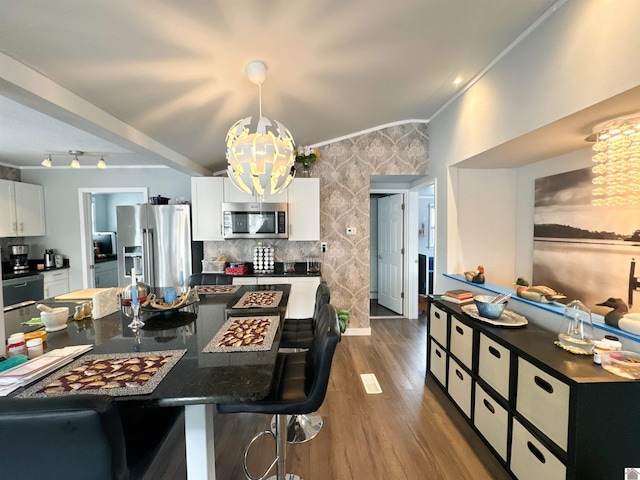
[213,315,512,479]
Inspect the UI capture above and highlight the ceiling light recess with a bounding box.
[226,61,296,197]
[588,113,640,207]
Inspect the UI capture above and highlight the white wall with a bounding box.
[429,0,640,293]
[20,167,193,290]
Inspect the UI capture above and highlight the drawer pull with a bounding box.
[455,325,464,335]
[455,369,463,381]
[483,398,495,414]
[434,311,440,319]
[534,375,554,394]
[526,441,546,464]
[435,349,442,358]
[488,346,501,358]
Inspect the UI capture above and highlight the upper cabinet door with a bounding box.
[14,182,46,236]
[191,177,224,241]
[0,179,17,236]
[288,178,320,241]
[223,178,288,203]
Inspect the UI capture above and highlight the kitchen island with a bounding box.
[2,284,291,480]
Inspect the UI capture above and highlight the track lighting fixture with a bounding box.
[40,150,108,168]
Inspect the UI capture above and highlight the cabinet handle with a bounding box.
[526,441,546,464]
[455,325,464,335]
[534,375,554,394]
[488,346,501,358]
[434,311,440,319]
[455,369,463,381]
[483,398,495,414]
[435,349,442,358]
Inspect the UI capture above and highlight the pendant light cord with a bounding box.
[258,82,263,118]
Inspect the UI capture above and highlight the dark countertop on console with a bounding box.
[429,296,639,385]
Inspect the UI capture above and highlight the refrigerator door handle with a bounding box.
[143,228,155,286]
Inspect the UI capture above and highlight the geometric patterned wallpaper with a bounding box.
[204,122,429,329]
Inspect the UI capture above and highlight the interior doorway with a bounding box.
[78,188,148,288]
[370,175,435,319]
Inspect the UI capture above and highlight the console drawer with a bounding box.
[429,339,447,386]
[448,357,471,418]
[474,383,508,461]
[511,418,566,480]
[429,304,448,347]
[516,358,569,451]
[478,334,510,400]
[450,317,473,369]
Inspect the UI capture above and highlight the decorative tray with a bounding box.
[461,304,528,328]
[232,290,283,309]
[197,285,240,295]
[202,315,279,353]
[140,296,198,312]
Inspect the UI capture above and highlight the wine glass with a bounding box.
[128,301,145,329]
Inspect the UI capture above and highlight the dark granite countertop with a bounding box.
[2,263,70,281]
[2,284,291,406]
[221,261,321,278]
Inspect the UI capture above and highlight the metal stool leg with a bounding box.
[270,412,323,444]
[242,414,302,480]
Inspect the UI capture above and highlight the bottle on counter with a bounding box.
[7,333,27,358]
[26,338,44,359]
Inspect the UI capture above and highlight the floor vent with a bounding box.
[360,373,383,394]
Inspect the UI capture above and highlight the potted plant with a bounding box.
[337,309,351,333]
[294,146,320,176]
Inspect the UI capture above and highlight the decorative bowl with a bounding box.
[599,350,640,379]
[473,295,507,319]
[40,307,70,332]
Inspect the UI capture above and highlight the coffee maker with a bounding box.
[10,244,29,272]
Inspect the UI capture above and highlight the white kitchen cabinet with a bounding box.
[232,276,321,318]
[223,178,288,203]
[0,179,46,237]
[287,178,320,241]
[43,269,69,298]
[191,177,224,241]
[94,260,118,288]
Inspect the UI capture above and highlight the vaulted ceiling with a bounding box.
[0,0,560,174]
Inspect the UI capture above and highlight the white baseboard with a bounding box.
[343,327,371,336]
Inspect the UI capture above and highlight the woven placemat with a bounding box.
[197,285,240,295]
[232,290,283,309]
[18,350,186,398]
[203,315,279,353]
[554,341,593,355]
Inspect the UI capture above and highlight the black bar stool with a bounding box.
[217,303,341,480]
[275,282,330,444]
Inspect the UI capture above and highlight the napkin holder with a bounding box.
[92,288,118,319]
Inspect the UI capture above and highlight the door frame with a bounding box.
[77,187,148,288]
[370,176,435,319]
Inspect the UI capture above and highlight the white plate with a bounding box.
[461,304,528,328]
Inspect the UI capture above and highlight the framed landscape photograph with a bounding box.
[533,166,640,316]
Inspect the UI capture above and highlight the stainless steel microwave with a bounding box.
[222,202,288,239]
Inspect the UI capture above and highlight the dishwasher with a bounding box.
[2,274,44,310]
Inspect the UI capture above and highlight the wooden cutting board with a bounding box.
[55,288,112,300]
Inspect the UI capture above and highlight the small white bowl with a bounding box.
[40,307,70,332]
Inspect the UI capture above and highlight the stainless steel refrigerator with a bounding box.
[116,204,202,289]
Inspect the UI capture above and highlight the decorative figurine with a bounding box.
[596,298,629,328]
[514,277,566,303]
[464,265,485,284]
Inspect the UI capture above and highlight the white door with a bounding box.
[378,194,403,314]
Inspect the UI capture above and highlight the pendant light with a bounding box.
[226,61,296,196]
